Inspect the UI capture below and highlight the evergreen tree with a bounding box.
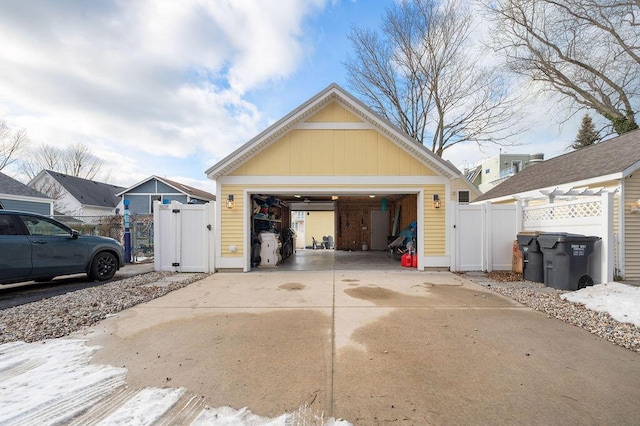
[572,114,600,150]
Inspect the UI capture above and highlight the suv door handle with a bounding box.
[32,240,47,244]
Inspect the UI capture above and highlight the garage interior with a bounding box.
[250,192,418,270]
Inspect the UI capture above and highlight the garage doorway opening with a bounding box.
[250,192,419,271]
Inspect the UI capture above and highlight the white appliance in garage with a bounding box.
[259,232,280,267]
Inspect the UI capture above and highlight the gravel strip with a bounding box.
[0,272,208,344]
[465,273,640,353]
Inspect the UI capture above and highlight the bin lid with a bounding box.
[538,232,601,248]
[516,232,544,248]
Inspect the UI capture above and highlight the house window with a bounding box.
[458,191,470,204]
[512,161,522,173]
[485,168,490,174]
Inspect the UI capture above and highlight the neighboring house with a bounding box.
[29,170,124,218]
[0,172,54,215]
[475,130,640,280]
[205,83,480,272]
[465,153,545,193]
[117,176,216,215]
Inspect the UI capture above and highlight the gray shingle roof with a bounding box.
[475,129,640,202]
[46,170,125,208]
[0,172,49,199]
[156,177,216,201]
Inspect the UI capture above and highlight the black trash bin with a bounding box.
[517,232,544,283]
[537,233,600,291]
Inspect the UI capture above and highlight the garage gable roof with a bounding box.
[475,129,640,202]
[205,83,463,180]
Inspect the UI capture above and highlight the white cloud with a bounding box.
[0,0,328,188]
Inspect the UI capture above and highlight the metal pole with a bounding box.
[124,199,131,263]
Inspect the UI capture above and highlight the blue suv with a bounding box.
[0,210,125,284]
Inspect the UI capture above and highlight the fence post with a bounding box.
[123,200,131,263]
[206,201,216,273]
[516,200,523,233]
[153,201,160,271]
[601,192,615,283]
[482,202,490,272]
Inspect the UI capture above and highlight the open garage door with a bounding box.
[249,191,418,271]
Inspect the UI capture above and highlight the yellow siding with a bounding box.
[231,129,437,177]
[307,102,362,122]
[624,174,640,279]
[423,184,446,255]
[304,211,335,247]
[220,185,245,257]
[449,178,477,202]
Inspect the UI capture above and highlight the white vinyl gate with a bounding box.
[452,203,518,272]
[153,201,215,273]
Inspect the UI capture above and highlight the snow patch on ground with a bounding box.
[561,282,640,327]
[99,387,186,425]
[0,339,351,425]
[0,339,126,425]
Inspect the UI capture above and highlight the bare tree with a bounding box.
[63,143,103,180]
[21,143,105,180]
[0,119,30,171]
[20,144,62,180]
[484,0,639,134]
[345,0,523,157]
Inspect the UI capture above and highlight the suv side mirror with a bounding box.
[72,230,79,239]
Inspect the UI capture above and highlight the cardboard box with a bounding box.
[512,239,523,273]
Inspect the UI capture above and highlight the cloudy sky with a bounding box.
[0,0,581,194]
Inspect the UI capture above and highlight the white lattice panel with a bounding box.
[523,201,602,222]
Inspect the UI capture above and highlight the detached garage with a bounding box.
[206,84,479,272]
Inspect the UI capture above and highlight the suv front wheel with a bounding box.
[89,252,118,281]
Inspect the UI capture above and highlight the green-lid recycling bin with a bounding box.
[537,233,600,291]
[516,232,544,283]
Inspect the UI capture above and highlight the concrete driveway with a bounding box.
[82,270,640,425]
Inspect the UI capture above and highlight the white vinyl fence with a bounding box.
[521,193,614,284]
[453,192,615,284]
[153,201,215,273]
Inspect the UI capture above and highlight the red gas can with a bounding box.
[401,253,412,267]
[412,254,417,268]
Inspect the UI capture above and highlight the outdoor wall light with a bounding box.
[631,199,640,214]
[433,194,441,209]
[226,194,235,209]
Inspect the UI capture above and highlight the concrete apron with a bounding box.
[82,270,640,425]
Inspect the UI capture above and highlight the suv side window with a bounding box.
[19,215,71,236]
[0,215,21,235]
